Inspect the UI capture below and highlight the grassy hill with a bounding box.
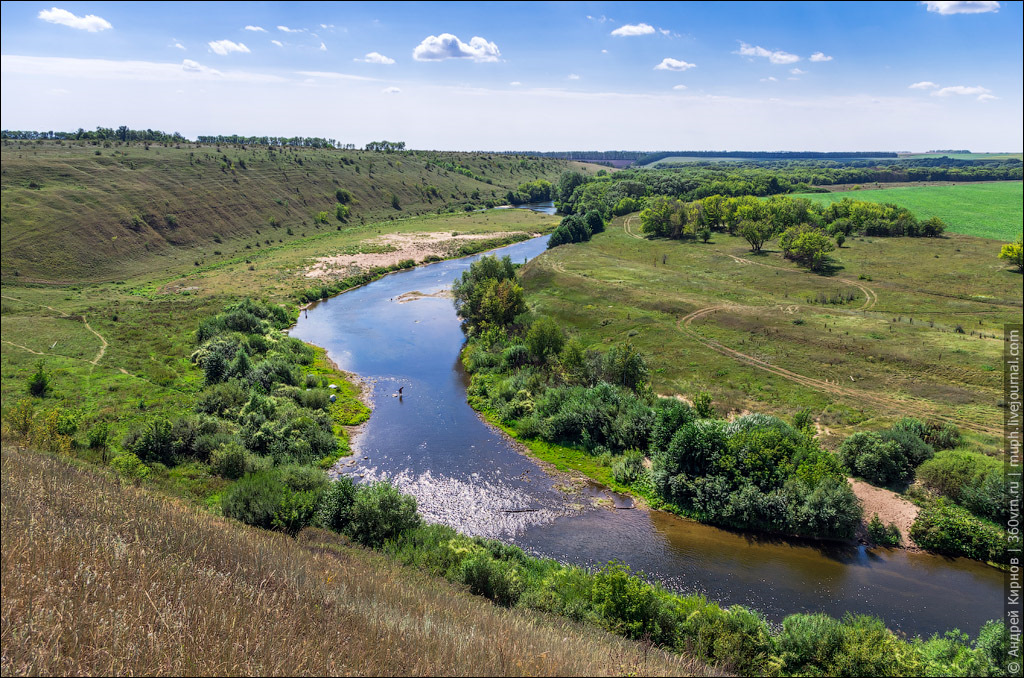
[0,140,578,282]
[790,181,1023,241]
[0,444,714,676]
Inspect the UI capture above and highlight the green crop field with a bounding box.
[791,181,1023,241]
[899,152,1023,161]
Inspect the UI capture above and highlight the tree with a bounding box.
[478,278,526,328]
[999,237,1023,272]
[779,225,835,271]
[27,360,50,397]
[525,317,565,362]
[639,197,682,238]
[601,342,648,392]
[555,170,587,203]
[920,216,946,237]
[738,220,773,252]
[452,255,522,329]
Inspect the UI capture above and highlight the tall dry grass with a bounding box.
[0,444,719,676]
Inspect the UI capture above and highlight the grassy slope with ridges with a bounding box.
[0,140,581,282]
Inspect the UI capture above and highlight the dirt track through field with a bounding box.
[677,306,1000,436]
[725,253,878,311]
[2,294,108,367]
[541,234,998,435]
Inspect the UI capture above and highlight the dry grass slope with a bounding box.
[0,444,718,677]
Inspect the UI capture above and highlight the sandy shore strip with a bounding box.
[305,231,533,278]
[850,478,921,549]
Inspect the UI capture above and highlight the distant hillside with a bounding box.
[0,141,575,282]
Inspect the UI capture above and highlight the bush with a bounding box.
[110,452,150,481]
[911,499,1006,563]
[792,408,814,434]
[347,482,422,547]
[210,441,251,479]
[460,556,526,607]
[916,448,1007,523]
[27,360,50,397]
[276,463,330,493]
[5,399,34,435]
[314,475,358,532]
[221,471,290,530]
[693,391,715,418]
[123,418,175,465]
[838,428,933,486]
[525,317,565,362]
[612,450,647,485]
[867,513,902,546]
[86,422,109,449]
[591,562,668,642]
[195,380,248,417]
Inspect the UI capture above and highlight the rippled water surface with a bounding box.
[290,235,1003,637]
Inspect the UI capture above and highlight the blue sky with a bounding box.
[1,1,1021,150]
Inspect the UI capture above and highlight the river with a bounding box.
[289,234,1003,637]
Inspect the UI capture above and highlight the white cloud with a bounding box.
[182,59,221,76]
[760,76,778,82]
[4,60,1019,153]
[790,68,807,75]
[909,81,939,89]
[296,70,378,82]
[736,42,800,65]
[208,39,250,56]
[809,52,833,62]
[510,81,522,86]
[173,42,186,50]
[654,57,696,72]
[601,49,609,54]
[611,23,656,37]
[271,40,284,47]
[38,7,112,32]
[382,86,401,94]
[277,25,304,33]
[568,73,580,80]
[586,15,610,23]
[359,52,395,64]
[319,42,327,51]
[932,84,994,100]
[412,33,501,62]
[672,84,688,90]
[320,24,336,29]
[244,25,266,32]
[922,1,1000,14]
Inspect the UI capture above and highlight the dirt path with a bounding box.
[623,214,645,240]
[2,294,109,367]
[536,235,998,436]
[726,253,878,311]
[850,479,920,548]
[82,318,108,365]
[677,306,1001,436]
